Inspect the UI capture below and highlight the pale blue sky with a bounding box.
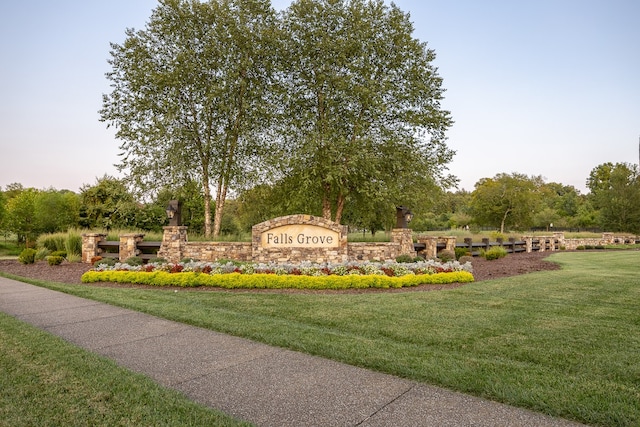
[1,1,638,194]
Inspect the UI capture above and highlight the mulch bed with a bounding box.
[0,252,560,293]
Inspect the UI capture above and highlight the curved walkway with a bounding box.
[0,277,585,427]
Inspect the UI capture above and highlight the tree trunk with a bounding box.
[213,178,227,238]
[334,192,345,224]
[500,208,510,234]
[203,177,213,238]
[322,182,332,220]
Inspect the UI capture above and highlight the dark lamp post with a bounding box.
[395,206,413,229]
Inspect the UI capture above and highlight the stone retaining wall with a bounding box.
[557,232,637,250]
[181,242,252,262]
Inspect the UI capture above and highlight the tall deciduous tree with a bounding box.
[277,0,454,223]
[587,162,640,233]
[101,0,277,237]
[470,173,542,233]
[5,189,38,245]
[34,189,80,234]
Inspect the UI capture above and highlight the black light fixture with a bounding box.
[396,206,413,229]
[165,200,180,226]
[166,203,176,219]
[405,209,414,224]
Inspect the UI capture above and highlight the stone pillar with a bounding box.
[81,233,107,264]
[391,228,415,258]
[443,236,456,252]
[416,236,438,259]
[539,236,547,252]
[523,236,533,253]
[157,226,188,263]
[119,233,144,262]
[553,232,565,250]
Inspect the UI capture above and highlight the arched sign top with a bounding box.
[253,215,346,249]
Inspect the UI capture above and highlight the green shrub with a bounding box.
[595,245,605,250]
[18,248,37,264]
[47,255,64,266]
[483,246,508,261]
[124,256,144,266]
[576,245,585,250]
[458,255,474,264]
[50,250,67,258]
[454,247,470,259]
[437,249,456,262]
[148,257,167,264]
[395,254,415,263]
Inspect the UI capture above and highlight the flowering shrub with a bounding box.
[82,259,474,290]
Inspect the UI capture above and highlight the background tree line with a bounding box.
[4,1,638,243]
[2,161,639,246]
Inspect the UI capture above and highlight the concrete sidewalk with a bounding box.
[0,277,585,427]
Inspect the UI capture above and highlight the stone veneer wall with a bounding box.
[83,226,638,264]
[347,243,402,261]
[182,242,252,262]
[558,232,637,250]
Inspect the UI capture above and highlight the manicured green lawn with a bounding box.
[2,251,639,426]
[0,312,251,426]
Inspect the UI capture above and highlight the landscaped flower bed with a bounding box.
[81,260,474,290]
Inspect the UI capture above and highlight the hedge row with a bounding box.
[81,270,474,290]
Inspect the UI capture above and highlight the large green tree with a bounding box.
[470,173,543,233]
[587,162,640,233]
[101,0,277,237]
[79,176,140,230]
[34,189,80,234]
[277,0,454,223]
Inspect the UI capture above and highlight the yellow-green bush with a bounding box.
[81,270,474,290]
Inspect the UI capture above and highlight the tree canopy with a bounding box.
[587,162,640,233]
[101,0,278,237]
[277,0,455,223]
[470,173,542,234]
[101,0,455,232]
